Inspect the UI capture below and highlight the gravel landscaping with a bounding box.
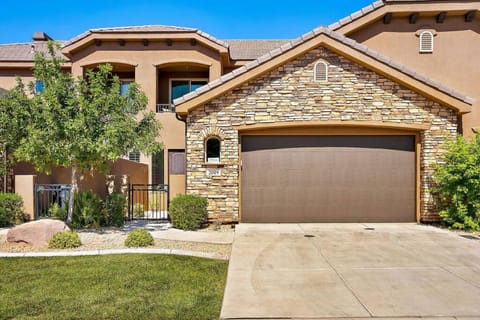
[0,226,232,259]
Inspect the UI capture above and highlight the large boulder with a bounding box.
[7,219,70,246]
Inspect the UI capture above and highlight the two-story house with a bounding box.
[1,0,479,224]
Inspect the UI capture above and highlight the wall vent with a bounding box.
[419,31,434,53]
[314,61,328,82]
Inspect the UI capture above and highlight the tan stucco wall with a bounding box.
[350,15,480,136]
[14,159,147,202]
[14,175,36,220]
[0,69,35,92]
[186,47,457,223]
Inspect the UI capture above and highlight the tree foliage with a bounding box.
[432,134,480,231]
[0,80,33,175]
[1,42,162,224]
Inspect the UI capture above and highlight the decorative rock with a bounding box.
[7,219,70,246]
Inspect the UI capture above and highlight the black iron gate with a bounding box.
[34,184,71,219]
[128,184,169,220]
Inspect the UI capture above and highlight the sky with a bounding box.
[0,0,374,44]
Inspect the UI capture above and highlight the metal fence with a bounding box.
[128,184,169,220]
[34,184,71,219]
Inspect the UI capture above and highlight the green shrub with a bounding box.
[103,193,126,227]
[133,203,145,218]
[124,229,154,247]
[0,193,29,227]
[71,191,103,229]
[48,202,67,221]
[169,194,208,231]
[48,231,82,249]
[432,134,480,231]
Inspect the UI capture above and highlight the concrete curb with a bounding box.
[0,248,226,260]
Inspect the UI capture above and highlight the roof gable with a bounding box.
[174,27,473,115]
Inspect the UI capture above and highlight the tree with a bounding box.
[432,134,480,231]
[0,80,33,177]
[5,42,162,225]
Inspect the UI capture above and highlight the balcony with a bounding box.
[156,63,209,114]
[156,104,175,113]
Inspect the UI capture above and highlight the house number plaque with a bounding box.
[207,168,221,177]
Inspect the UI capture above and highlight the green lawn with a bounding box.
[0,254,228,320]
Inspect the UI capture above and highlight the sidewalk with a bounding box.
[0,248,223,259]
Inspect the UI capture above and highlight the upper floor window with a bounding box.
[419,31,434,53]
[314,61,328,82]
[35,80,44,94]
[170,79,208,102]
[127,151,140,162]
[120,80,133,95]
[205,137,221,163]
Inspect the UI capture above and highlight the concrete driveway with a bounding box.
[221,223,480,319]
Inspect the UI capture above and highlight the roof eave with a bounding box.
[62,30,229,57]
[333,1,480,35]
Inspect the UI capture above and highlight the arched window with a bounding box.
[205,137,221,163]
[419,31,434,53]
[314,61,328,82]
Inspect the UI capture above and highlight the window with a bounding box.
[35,80,44,94]
[127,151,140,162]
[169,150,185,175]
[120,80,133,95]
[205,137,221,163]
[419,31,434,53]
[170,79,208,102]
[314,61,328,82]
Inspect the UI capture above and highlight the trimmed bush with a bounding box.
[169,194,208,231]
[432,134,480,231]
[48,231,82,249]
[124,229,154,247]
[103,193,126,227]
[71,191,103,229]
[0,193,29,227]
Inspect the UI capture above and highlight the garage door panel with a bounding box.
[241,135,415,223]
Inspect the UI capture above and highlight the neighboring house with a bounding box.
[0,0,478,223]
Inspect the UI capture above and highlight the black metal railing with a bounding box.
[128,184,169,220]
[34,184,71,219]
[156,104,175,113]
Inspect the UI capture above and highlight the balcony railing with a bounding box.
[156,104,175,113]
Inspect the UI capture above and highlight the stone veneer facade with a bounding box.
[186,47,458,223]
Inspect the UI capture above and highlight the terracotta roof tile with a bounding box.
[62,25,229,49]
[0,41,67,62]
[174,27,474,107]
[224,40,291,60]
[329,0,385,30]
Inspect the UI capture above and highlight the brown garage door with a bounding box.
[241,135,415,223]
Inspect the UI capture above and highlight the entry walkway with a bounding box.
[221,223,480,319]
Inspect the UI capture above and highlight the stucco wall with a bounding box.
[186,47,457,223]
[0,69,35,93]
[350,15,480,136]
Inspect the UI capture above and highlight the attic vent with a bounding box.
[314,61,328,82]
[419,31,434,53]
